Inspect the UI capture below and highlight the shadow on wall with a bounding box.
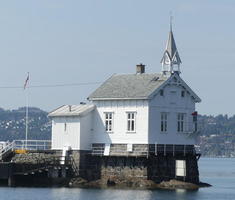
[75,108,113,181]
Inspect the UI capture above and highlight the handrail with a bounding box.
[0,140,52,160]
[0,141,15,159]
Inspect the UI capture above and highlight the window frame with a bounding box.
[160,112,168,133]
[104,112,114,133]
[177,113,186,133]
[126,112,136,133]
[175,160,186,177]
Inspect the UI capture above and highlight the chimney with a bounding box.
[68,105,72,112]
[136,63,145,74]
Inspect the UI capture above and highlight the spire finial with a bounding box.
[170,12,173,31]
[160,16,182,75]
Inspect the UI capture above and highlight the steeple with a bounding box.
[161,17,182,75]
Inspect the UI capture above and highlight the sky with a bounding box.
[0,0,234,116]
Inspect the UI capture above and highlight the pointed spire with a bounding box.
[161,16,182,75]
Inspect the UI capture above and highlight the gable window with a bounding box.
[127,112,136,132]
[160,112,168,132]
[105,112,113,132]
[160,89,164,96]
[177,113,186,132]
[181,90,185,97]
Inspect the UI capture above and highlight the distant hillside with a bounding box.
[0,107,51,141]
[0,107,234,157]
[198,115,235,157]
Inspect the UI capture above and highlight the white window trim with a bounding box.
[176,160,186,177]
[177,113,186,133]
[160,112,168,133]
[126,111,137,133]
[104,112,114,133]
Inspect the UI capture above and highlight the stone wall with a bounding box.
[11,151,61,164]
[71,151,200,185]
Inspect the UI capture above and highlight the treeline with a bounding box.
[0,107,51,141]
[199,114,235,136]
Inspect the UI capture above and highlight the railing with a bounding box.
[154,144,196,156]
[91,144,149,157]
[92,144,105,155]
[14,140,51,151]
[0,141,16,159]
[0,140,51,160]
[91,143,197,157]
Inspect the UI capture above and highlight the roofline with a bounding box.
[48,105,96,118]
[48,105,65,117]
[88,97,149,101]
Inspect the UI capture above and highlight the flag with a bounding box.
[24,73,29,89]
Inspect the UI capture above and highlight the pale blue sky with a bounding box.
[0,1,234,115]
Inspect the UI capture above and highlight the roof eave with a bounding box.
[88,97,149,101]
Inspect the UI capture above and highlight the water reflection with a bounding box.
[1,158,235,200]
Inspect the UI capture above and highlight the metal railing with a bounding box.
[91,144,149,157]
[91,143,197,157]
[14,140,51,151]
[154,144,196,156]
[0,140,51,160]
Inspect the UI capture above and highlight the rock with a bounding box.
[157,179,199,190]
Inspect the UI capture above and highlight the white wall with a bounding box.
[148,82,197,145]
[51,117,80,150]
[80,111,93,150]
[91,100,149,144]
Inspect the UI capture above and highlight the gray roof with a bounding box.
[48,104,95,117]
[88,73,169,100]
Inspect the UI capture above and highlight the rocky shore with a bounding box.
[68,177,211,190]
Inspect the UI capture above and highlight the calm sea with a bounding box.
[0,158,235,200]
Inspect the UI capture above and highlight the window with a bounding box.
[177,113,185,132]
[127,112,136,132]
[161,112,168,132]
[176,160,186,177]
[160,89,164,96]
[105,113,113,132]
[181,90,185,97]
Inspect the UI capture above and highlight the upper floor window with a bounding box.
[127,112,136,132]
[177,113,186,132]
[160,89,164,96]
[161,112,168,132]
[181,90,185,97]
[105,112,113,132]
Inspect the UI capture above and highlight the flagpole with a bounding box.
[26,86,28,149]
[24,72,29,149]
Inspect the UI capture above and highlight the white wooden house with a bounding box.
[48,26,201,157]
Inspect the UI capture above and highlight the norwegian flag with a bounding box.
[24,73,29,89]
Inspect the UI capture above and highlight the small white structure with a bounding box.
[49,26,201,154]
[49,104,95,150]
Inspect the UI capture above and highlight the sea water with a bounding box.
[0,158,234,200]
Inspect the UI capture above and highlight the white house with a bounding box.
[48,26,201,156]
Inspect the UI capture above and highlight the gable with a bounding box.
[148,73,201,103]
